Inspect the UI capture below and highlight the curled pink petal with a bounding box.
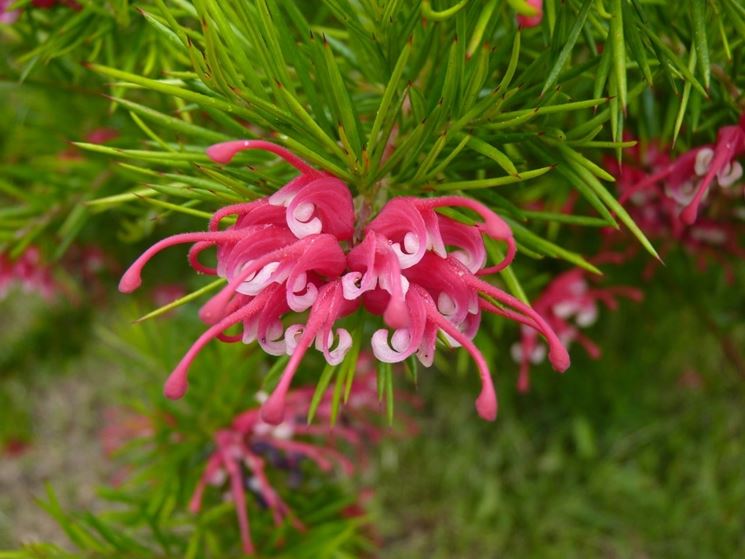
[438,215,487,273]
[367,198,429,268]
[412,196,516,273]
[371,287,427,363]
[717,161,743,187]
[202,233,345,324]
[283,177,355,241]
[372,328,414,362]
[315,328,353,365]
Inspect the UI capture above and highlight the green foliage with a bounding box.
[4,0,744,272]
[1,1,745,557]
[375,262,745,558]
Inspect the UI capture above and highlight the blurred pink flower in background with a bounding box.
[151,283,187,308]
[618,115,745,225]
[99,407,155,459]
[0,247,57,301]
[512,254,643,392]
[0,0,19,23]
[60,127,119,160]
[677,369,704,391]
[607,134,745,281]
[188,370,409,555]
[2,438,31,457]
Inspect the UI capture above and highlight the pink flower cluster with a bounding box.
[606,134,745,278]
[0,247,57,301]
[619,114,745,225]
[189,372,389,555]
[120,140,570,423]
[512,255,642,392]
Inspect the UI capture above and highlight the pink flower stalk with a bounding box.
[120,139,569,425]
[516,0,543,28]
[620,114,745,225]
[189,373,387,556]
[0,247,57,301]
[511,258,642,392]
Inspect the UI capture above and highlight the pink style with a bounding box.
[119,140,570,424]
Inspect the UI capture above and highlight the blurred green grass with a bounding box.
[374,264,745,558]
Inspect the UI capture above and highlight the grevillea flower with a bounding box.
[119,141,356,410]
[620,114,745,225]
[511,256,642,392]
[606,137,745,280]
[515,0,543,28]
[347,195,569,421]
[0,247,57,301]
[189,372,387,556]
[119,140,569,425]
